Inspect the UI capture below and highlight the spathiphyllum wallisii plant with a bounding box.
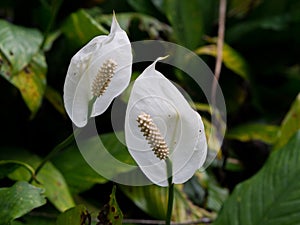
[63,13,132,128]
[125,57,207,224]
[62,11,207,225]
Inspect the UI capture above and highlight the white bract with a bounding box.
[63,13,132,127]
[125,57,207,187]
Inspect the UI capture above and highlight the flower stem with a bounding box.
[166,158,174,225]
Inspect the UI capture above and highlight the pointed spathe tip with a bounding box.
[156,55,170,62]
[110,10,122,33]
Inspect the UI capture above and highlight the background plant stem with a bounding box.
[211,0,227,106]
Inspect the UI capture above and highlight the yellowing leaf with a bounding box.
[195,42,250,81]
[120,184,213,222]
[56,205,90,225]
[10,53,46,116]
[97,185,123,225]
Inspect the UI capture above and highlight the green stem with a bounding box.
[0,160,39,183]
[166,158,174,225]
[30,130,79,183]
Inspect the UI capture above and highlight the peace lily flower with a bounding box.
[63,13,132,127]
[125,57,207,187]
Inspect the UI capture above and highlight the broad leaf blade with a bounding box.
[56,205,90,225]
[0,26,47,116]
[163,0,216,49]
[0,19,43,74]
[195,41,250,81]
[213,131,300,225]
[62,9,108,48]
[0,147,75,212]
[120,184,213,222]
[52,144,107,194]
[0,181,46,225]
[10,53,47,116]
[97,185,123,225]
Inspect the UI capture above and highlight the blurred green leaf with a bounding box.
[53,132,136,194]
[228,0,262,18]
[151,0,165,12]
[18,214,57,225]
[42,30,61,52]
[191,171,229,212]
[0,19,43,74]
[226,8,300,43]
[127,0,162,18]
[97,12,171,39]
[0,181,46,225]
[0,160,35,179]
[97,185,123,225]
[73,131,137,180]
[120,184,213,222]
[226,123,279,144]
[164,0,208,49]
[206,181,229,212]
[62,9,108,48]
[56,205,90,225]
[52,144,107,194]
[195,40,250,81]
[274,93,300,150]
[0,148,75,212]
[213,131,300,225]
[44,85,66,116]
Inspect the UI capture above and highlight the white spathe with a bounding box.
[125,57,207,187]
[64,13,132,127]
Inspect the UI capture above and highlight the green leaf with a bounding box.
[163,0,216,49]
[127,0,162,18]
[56,205,90,225]
[19,215,56,225]
[228,0,262,18]
[195,40,250,81]
[0,181,46,225]
[0,25,47,116]
[10,53,47,116]
[44,86,66,116]
[0,148,75,212]
[120,184,213,222]
[274,93,300,150]
[0,19,43,74]
[226,123,280,144]
[52,144,107,194]
[213,131,300,225]
[97,185,123,225]
[71,131,137,184]
[95,12,171,39]
[62,9,108,48]
[226,9,300,43]
[191,171,229,212]
[163,0,202,49]
[0,160,35,179]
